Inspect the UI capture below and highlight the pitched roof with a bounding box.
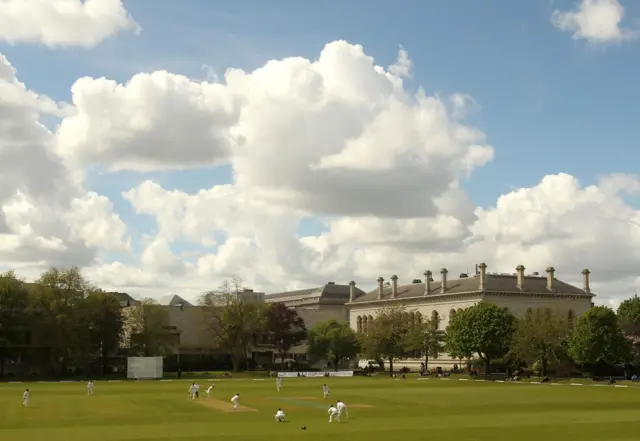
[158,295,193,307]
[350,274,590,303]
[265,283,366,302]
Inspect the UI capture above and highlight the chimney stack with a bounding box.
[349,281,356,302]
[478,262,487,291]
[546,267,555,291]
[391,275,398,298]
[475,263,479,275]
[516,265,525,290]
[581,269,591,293]
[377,277,384,300]
[440,268,448,293]
[423,270,432,296]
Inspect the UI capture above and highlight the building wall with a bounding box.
[348,292,593,371]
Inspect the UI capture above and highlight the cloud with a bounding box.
[0,0,140,48]
[0,53,129,272]
[3,40,639,308]
[551,0,638,43]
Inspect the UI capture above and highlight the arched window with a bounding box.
[357,316,362,333]
[449,309,457,322]
[368,315,374,325]
[457,308,462,315]
[415,312,422,324]
[568,310,574,328]
[363,316,368,333]
[526,308,533,322]
[409,312,416,328]
[432,310,440,329]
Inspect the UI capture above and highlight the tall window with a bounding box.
[432,310,440,329]
[449,309,457,322]
[568,310,574,328]
[357,316,362,333]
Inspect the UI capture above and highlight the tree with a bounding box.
[28,267,93,374]
[360,306,411,376]
[509,308,569,376]
[127,298,176,357]
[445,302,515,375]
[0,271,30,379]
[85,291,124,375]
[265,302,307,369]
[199,277,266,372]
[307,320,360,370]
[568,306,631,372]
[403,317,444,370]
[617,295,640,364]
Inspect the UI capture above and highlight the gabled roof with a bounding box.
[266,283,366,303]
[158,295,193,307]
[350,274,590,303]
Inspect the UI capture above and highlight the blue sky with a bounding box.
[1,0,639,298]
[4,0,638,208]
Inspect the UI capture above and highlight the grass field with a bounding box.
[1,377,640,441]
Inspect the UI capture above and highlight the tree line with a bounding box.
[0,271,311,378]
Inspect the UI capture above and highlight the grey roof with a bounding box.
[158,294,193,307]
[107,291,138,305]
[351,274,591,303]
[266,283,366,302]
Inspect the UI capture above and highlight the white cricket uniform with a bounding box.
[205,385,213,397]
[22,391,29,407]
[87,381,94,395]
[276,377,282,391]
[336,401,349,419]
[231,394,240,409]
[274,409,286,422]
[328,406,339,422]
[188,385,197,400]
[323,385,330,398]
[195,384,200,398]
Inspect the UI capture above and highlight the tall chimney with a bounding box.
[423,270,432,296]
[391,275,398,298]
[475,263,479,275]
[349,281,356,302]
[546,267,555,291]
[377,277,384,300]
[440,268,448,293]
[581,269,591,293]
[478,262,487,291]
[516,265,525,290]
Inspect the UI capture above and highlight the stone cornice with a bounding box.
[347,289,594,307]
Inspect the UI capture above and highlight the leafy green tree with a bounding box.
[509,308,569,377]
[199,277,267,371]
[403,317,444,370]
[265,302,307,369]
[445,302,515,375]
[360,306,411,376]
[617,295,640,364]
[85,291,125,374]
[127,298,176,357]
[28,267,92,374]
[0,271,30,378]
[568,306,631,372]
[307,320,360,370]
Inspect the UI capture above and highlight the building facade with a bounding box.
[346,263,594,370]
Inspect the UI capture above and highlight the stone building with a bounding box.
[346,263,594,370]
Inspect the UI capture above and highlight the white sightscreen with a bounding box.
[127,356,163,379]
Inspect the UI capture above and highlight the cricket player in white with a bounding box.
[87,380,94,396]
[22,389,30,407]
[205,384,214,398]
[274,408,286,422]
[194,383,200,398]
[328,404,339,422]
[188,383,197,401]
[336,400,348,420]
[231,393,240,409]
[323,384,330,398]
[276,377,283,391]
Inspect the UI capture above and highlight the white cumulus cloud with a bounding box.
[0,0,139,48]
[552,0,638,43]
